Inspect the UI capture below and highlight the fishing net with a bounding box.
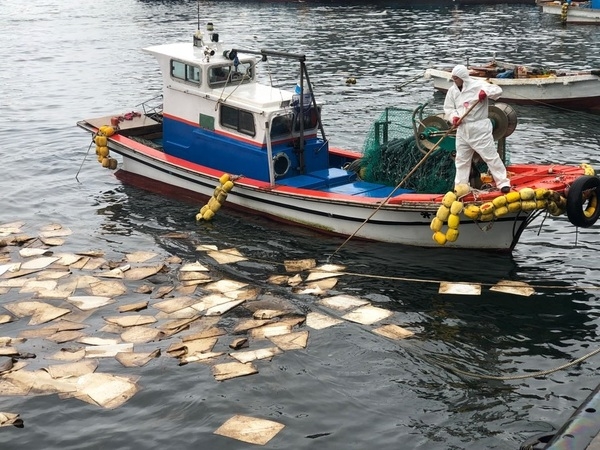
[356,106,510,194]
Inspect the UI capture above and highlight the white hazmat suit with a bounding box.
[443,64,510,191]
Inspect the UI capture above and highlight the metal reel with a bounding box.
[416,115,453,152]
[489,102,518,140]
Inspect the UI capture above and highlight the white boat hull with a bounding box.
[424,68,600,112]
[110,139,529,251]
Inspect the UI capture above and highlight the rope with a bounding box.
[75,132,97,182]
[426,346,600,381]
[193,247,600,292]
[394,71,425,91]
[194,246,600,381]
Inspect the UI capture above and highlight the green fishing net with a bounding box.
[356,106,510,194]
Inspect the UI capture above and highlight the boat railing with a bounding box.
[137,94,163,123]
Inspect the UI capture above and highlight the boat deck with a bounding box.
[277,167,411,197]
[82,114,162,137]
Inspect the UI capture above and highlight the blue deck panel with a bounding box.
[277,175,325,189]
[310,168,357,184]
[325,181,410,197]
[278,167,357,189]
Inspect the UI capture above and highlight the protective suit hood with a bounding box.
[451,65,470,81]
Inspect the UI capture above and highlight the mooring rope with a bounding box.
[425,346,600,381]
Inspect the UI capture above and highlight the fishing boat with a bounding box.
[424,59,600,114]
[538,0,600,24]
[77,22,600,252]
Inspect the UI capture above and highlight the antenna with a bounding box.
[197,0,200,30]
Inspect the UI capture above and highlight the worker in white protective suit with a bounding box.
[444,64,511,194]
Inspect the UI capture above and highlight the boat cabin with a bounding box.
[143,23,328,185]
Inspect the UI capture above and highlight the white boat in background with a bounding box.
[538,0,600,24]
[76,21,600,252]
[424,59,600,114]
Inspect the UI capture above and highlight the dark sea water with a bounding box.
[2,1,600,449]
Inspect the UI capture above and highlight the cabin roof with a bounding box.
[144,42,219,64]
[144,42,299,112]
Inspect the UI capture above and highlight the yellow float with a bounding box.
[429,187,572,246]
[196,173,235,221]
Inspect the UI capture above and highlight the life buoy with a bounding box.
[566,175,600,228]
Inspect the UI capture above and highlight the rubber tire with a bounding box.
[566,175,600,228]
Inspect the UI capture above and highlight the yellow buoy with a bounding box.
[581,163,595,176]
[507,201,522,213]
[432,231,447,245]
[521,200,537,211]
[202,209,215,221]
[94,135,107,146]
[479,202,494,216]
[463,204,480,220]
[98,146,109,158]
[447,214,460,229]
[442,191,457,208]
[197,174,235,221]
[494,206,509,217]
[492,195,507,208]
[436,205,450,221]
[505,191,521,203]
[535,188,550,199]
[536,199,548,209]
[99,125,116,137]
[445,228,459,242]
[585,194,598,218]
[479,213,494,222]
[450,201,463,215]
[454,183,470,197]
[519,188,535,201]
[430,217,443,232]
[101,158,110,168]
[217,191,228,204]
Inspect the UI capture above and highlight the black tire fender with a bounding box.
[566,175,600,228]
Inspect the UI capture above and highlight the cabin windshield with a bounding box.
[208,61,254,88]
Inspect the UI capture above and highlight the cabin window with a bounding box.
[270,114,293,139]
[187,66,201,83]
[293,107,320,132]
[220,105,255,137]
[170,60,201,86]
[208,60,254,88]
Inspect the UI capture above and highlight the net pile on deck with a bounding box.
[356,107,509,194]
